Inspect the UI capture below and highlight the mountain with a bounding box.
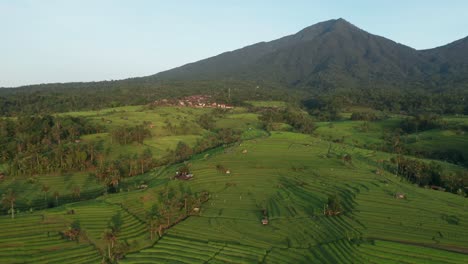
[151,18,467,91]
[3,18,467,92]
[421,37,468,86]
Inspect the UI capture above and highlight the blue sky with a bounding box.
[1,0,467,87]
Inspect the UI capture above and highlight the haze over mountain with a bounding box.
[3,18,468,93]
[151,18,467,91]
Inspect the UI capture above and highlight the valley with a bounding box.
[0,102,467,263]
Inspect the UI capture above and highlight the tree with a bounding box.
[109,212,123,234]
[179,184,192,214]
[61,220,81,241]
[198,113,215,130]
[53,191,60,206]
[324,194,343,216]
[102,229,117,261]
[174,142,192,161]
[1,189,16,219]
[140,148,153,174]
[72,186,81,200]
[42,185,50,202]
[146,204,161,240]
[342,154,352,165]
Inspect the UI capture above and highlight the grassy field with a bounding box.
[120,132,468,263]
[315,117,468,167]
[0,105,259,211]
[0,103,467,263]
[245,101,287,108]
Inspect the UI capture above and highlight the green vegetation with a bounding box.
[0,100,467,263]
[246,100,287,108]
[1,16,467,263]
[120,131,468,263]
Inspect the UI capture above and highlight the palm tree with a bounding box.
[53,191,60,206]
[102,229,117,260]
[1,189,16,219]
[179,184,192,215]
[72,186,81,200]
[109,175,120,189]
[146,204,161,240]
[42,185,50,202]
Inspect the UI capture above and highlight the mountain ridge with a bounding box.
[3,18,468,91]
[149,18,467,91]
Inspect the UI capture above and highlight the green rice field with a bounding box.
[0,104,467,263]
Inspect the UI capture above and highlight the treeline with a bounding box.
[391,156,443,186]
[0,115,103,176]
[388,156,466,195]
[95,126,242,192]
[327,88,468,115]
[383,115,467,166]
[302,88,468,121]
[1,76,466,118]
[110,125,151,145]
[350,112,381,121]
[400,114,445,133]
[93,149,154,193]
[166,128,242,163]
[258,107,316,134]
[0,80,293,116]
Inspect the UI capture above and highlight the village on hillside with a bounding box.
[152,95,234,109]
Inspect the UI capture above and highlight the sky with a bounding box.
[1,0,467,87]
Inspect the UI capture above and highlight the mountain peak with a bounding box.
[153,18,467,91]
[328,18,359,31]
[335,17,349,23]
[290,18,355,42]
[295,18,358,38]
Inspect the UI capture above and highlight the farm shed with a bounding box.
[175,171,194,180]
[395,193,406,199]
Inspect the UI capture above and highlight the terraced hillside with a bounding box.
[120,132,468,263]
[0,104,467,263]
[0,105,260,212]
[0,214,101,264]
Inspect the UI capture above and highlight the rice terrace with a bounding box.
[1,2,468,263]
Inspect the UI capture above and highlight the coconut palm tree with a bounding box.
[72,186,81,200]
[42,185,50,202]
[102,229,117,260]
[146,204,161,240]
[1,189,16,219]
[53,191,60,206]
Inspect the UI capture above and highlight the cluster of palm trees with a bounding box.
[102,212,124,262]
[110,125,151,145]
[1,189,16,219]
[0,115,102,177]
[94,149,154,193]
[146,185,209,240]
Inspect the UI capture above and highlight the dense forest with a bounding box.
[0,115,101,176]
[1,80,467,119]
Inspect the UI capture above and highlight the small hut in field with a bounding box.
[175,171,193,180]
[395,193,406,199]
